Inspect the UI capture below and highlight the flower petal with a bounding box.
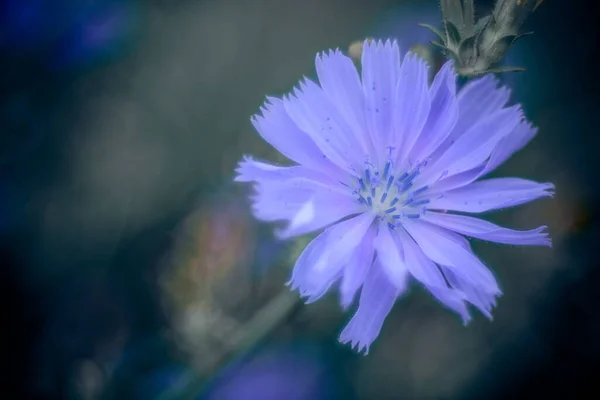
[394,52,431,164]
[409,61,458,162]
[426,285,471,324]
[445,74,510,147]
[445,228,503,315]
[235,156,338,186]
[426,178,555,213]
[373,221,409,288]
[402,219,500,294]
[340,225,376,309]
[442,267,500,320]
[274,192,364,239]
[421,105,522,184]
[339,258,404,354]
[427,165,485,193]
[422,212,551,246]
[239,158,362,235]
[396,227,447,288]
[288,212,374,302]
[316,49,371,157]
[481,119,538,176]
[251,97,342,175]
[361,40,401,160]
[284,78,362,172]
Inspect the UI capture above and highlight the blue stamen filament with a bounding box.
[386,176,394,191]
[397,172,408,182]
[383,161,391,180]
[353,155,431,224]
[411,199,430,207]
[359,178,366,191]
[412,185,429,196]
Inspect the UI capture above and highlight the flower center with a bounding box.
[353,157,430,229]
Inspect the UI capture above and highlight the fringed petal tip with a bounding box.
[274,225,299,241]
[535,225,553,247]
[461,314,472,326]
[233,155,257,182]
[315,48,344,63]
[362,38,399,52]
[544,183,556,197]
[339,333,371,356]
[285,281,326,305]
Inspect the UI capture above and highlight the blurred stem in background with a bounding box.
[157,290,302,400]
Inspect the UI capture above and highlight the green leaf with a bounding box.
[419,23,446,42]
[458,35,479,58]
[431,40,460,61]
[484,66,526,74]
[430,40,448,50]
[440,0,464,29]
[444,20,462,45]
[511,31,534,45]
[463,0,476,33]
[474,15,492,35]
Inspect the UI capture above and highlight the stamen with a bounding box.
[411,199,430,207]
[386,176,394,191]
[386,146,395,158]
[403,170,420,185]
[436,170,449,182]
[397,182,413,193]
[417,159,429,168]
[371,170,381,187]
[412,186,429,196]
[353,149,433,223]
[383,161,392,180]
[359,178,366,191]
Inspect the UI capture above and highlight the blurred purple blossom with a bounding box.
[204,344,332,400]
[1,0,137,69]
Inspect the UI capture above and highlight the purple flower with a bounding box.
[235,40,553,354]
